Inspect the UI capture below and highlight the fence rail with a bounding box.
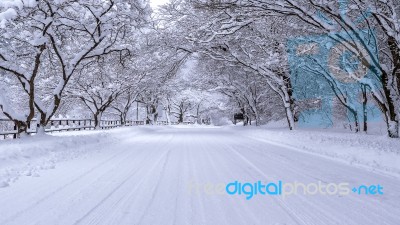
[0,119,194,140]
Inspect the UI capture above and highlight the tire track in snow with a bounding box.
[1,133,169,225]
[73,135,175,225]
[199,136,304,225]
[223,139,343,224]
[135,143,174,225]
[222,143,312,225]
[0,139,139,225]
[227,135,400,224]
[102,135,177,225]
[186,135,207,225]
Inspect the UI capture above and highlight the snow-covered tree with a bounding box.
[191,0,399,136]
[0,0,150,135]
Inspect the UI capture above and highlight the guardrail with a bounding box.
[154,121,194,125]
[0,119,144,140]
[0,119,194,140]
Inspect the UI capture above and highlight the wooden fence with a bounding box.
[0,118,194,140]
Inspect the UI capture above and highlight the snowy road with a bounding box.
[0,127,399,225]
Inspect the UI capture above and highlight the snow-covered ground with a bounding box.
[0,126,399,224]
[235,121,400,177]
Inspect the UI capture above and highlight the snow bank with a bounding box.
[234,125,400,177]
[0,127,138,188]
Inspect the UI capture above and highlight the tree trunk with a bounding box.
[178,112,183,124]
[279,84,295,130]
[165,107,171,125]
[119,114,124,126]
[153,112,158,123]
[372,94,399,138]
[387,119,399,138]
[121,110,128,126]
[36,113,48,135]
[240,108,248,126]
[196,104,201,125]
[255,112,259,126]
[285,106,295,130]
[14,121,29,138]
[347,107,360,133]
[383,37,400,138]
[362,85,368,133]
[94,112,102,129]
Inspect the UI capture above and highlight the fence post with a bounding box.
[13,124,17,139]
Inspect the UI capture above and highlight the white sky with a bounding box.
[150,0,169,8]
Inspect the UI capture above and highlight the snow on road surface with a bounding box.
[0,126,399,225]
